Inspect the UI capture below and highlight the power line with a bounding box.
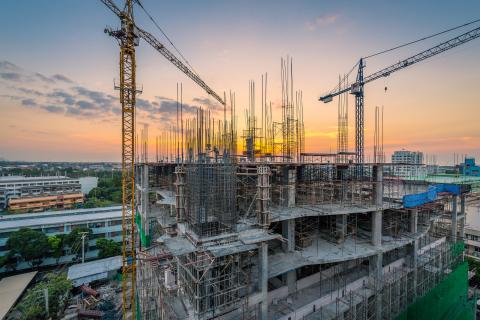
[364,18,480,59]
[134,0,200,77]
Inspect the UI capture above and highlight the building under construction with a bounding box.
[92,2,480,318]
[132,64,475,320]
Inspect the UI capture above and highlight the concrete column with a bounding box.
[372,212,382,247]
[369,253,383,320]
[287,168,296,208]
[174,166,185,222]
[282,219,296,294]
[282,219,295,252]
[257,166,271,228]
[258,242,268,320]
[459,194,466,239]
[451,195,458,242]
[411,240,419,298]
[336,215,348,243]
[286,271,296,295]
[372,165,383,247]
[410,208,418,234]
[374,165,383,207]
[142,164,150,244]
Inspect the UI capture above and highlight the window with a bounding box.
[72,224,87,230]
[89,222,105,228]
[45,226,64,233]
[109,220,123,226]
[91,233,104,239]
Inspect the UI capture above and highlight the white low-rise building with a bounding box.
[0,206,123,272]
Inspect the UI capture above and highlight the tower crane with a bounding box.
[98,0,225,318]
[320,24,480,165]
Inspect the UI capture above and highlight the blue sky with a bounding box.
[1,1,479,163]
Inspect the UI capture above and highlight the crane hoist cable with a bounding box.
[134,0,200,77]
[364,17,480,59]
[325,18,480,97]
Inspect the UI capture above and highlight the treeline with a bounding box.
[83,174,122,208]
[0,227,121,271]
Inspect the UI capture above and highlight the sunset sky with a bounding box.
[1,0,479,164]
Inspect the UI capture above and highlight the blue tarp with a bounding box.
[403,184,462,208]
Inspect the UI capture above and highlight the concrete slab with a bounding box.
[238,229,281,244]
[209,242,257,257]
[269,202,401,222]
[164,237,196,256]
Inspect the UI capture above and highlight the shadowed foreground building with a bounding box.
[134,161,475,320]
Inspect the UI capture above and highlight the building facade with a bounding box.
[0,206,123,272]
[391,149,425,178]
[0,176,84,212]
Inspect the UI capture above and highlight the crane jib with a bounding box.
[100,0,225,106]
[320,25,480,102]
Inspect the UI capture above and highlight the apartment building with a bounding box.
[0,175,84,212]
[391,149,425,177]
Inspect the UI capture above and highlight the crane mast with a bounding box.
[320,25,480,165]
[98,0,226,318]
[354,58,365,164]
[102,0,139,317]
[101,0,225,106]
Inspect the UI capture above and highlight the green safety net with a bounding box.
[452,240,466,258]
[136,293,141,320]
[395,261,475,320]
[135,211,151,247]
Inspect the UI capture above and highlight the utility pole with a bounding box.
[43,288,49,316]
[80,232,88,263]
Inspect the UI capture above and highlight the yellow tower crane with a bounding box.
[98,0,225,318]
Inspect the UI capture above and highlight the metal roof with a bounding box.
[0,175,78,183]
[0,271,37,319]
[67,256,122,286]
[0,206,122,230]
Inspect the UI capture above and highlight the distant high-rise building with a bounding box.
[459,157,480,176]
[391,149,425,177]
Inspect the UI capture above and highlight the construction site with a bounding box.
[132,84,474,319]
[90,1,480,319]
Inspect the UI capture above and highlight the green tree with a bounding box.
[466,256,480,278]
[14,272,73,320]
[0,251,17,271]
[96,238,121,259]
[7,228,50,267]
[48,234,65,264]
[85,174,122,208]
